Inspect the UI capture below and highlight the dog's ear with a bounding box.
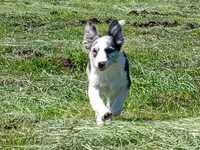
[108,20,125,50]
[83,21,99,51]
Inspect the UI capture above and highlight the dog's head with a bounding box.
[83,20,125,71]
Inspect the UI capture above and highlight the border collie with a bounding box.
[83,20,131,126]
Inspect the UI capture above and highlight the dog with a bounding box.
[83,20,131,126]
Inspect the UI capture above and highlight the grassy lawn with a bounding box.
[0,0,200,149]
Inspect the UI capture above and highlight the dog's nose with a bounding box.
[98,62,106,70]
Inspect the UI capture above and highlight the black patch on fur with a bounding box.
[108,20,119,35]
[105,47,115,56]
[123,52,131,88]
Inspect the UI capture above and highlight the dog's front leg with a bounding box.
[88,85,112,126]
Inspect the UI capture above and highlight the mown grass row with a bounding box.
[1,0,200,149]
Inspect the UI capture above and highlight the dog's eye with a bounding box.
[92,49,97,57]
[105,48,115,54]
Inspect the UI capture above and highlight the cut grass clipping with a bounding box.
[1,0,200,149]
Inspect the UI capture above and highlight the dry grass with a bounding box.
[1,0,200,149]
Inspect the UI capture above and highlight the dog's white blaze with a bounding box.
[96,49,107,64]
[91,36,113,68]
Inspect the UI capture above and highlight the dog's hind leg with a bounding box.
[108,89,128,116]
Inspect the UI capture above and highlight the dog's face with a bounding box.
[89,36,119,71]
[84,20,125,71]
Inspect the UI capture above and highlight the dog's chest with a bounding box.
[89,62,127,96]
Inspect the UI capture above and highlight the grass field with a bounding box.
[1,0,200,149]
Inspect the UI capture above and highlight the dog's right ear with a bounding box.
[83,21,99,51]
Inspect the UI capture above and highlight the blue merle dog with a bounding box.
[83,20,131,126]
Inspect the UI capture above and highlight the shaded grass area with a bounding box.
[1,0,200,149]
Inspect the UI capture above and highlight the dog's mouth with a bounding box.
[98,66,106,71]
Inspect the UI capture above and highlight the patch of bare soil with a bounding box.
[58,57,74,70]
[15,49,43,58]
[131,20,179,28]
[68,17,179,28]
[185,22,200,30]
[0,79,25,86]
[65,17,114,26]
[128,9,184,17]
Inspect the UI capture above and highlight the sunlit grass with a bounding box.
[0,0,200,149]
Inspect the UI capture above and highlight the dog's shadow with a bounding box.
[113,116,149,122]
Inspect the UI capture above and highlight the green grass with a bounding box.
[1,0,200,149]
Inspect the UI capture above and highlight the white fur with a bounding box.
[119,20,126,26]
[87,49,129,126]
[84,20,130,126]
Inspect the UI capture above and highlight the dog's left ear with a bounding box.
[108,20,125,50]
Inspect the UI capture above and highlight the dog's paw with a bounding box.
[102,112,112,121]
[96,120,104,126]
[96,111,112,126]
